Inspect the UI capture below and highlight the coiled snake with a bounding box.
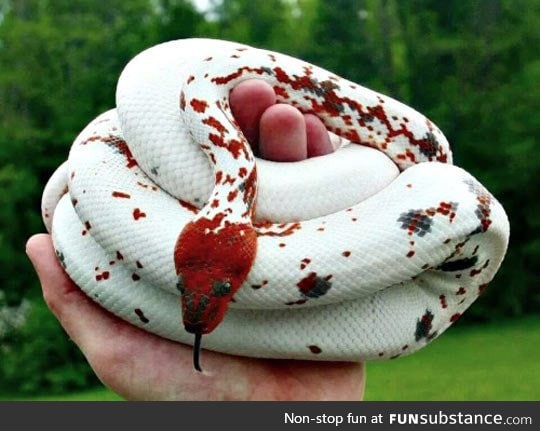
[42,39,509,371]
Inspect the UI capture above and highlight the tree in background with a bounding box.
[0,0,203,394]
[206,0,291,48]
[0,0,538,395]
[394,0,540,318]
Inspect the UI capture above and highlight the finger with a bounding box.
[27,233,95,319]
[304,113,334,157]
[230,79,276,151]
[259,103,308,161]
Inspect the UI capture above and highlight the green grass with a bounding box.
[365,315,540,400]
[2,388,122,401]
[3,316,539,401]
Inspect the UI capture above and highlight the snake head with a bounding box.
[174,217,257,335]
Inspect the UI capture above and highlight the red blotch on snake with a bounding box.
[95,271,110,281]
[450,313,461,322]
[297,272,332,298]
[112,191,131,199]
[133,208,146,220]
[190,98,209,113]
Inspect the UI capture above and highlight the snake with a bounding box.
[41,38,509,371]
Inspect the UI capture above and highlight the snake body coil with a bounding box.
[42,39,509,364]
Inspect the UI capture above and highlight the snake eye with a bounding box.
[212,280,231,297]
[176,275,186,294]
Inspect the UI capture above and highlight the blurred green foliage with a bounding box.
[0,0,538,395]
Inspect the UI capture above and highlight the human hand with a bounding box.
[26,80,365,401]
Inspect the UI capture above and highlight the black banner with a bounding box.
[0,402,537,430]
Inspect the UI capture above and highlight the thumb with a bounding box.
[26,234,82,315]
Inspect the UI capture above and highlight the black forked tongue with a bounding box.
[193,332,203,372]
[184,321,204,372]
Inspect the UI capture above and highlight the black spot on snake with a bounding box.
[297,273,332,298]
[134,308,149,324]
[308,345,322,354]
[417,132,439,158]
[415,309,434,342]
[397,210,433,237]
[437,256,478,272]
[55,249,66,269]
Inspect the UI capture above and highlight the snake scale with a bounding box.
[42,38,509,370]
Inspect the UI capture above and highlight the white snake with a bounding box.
[42,39,509,369]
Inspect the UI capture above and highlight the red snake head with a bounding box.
[174,217,257,336]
